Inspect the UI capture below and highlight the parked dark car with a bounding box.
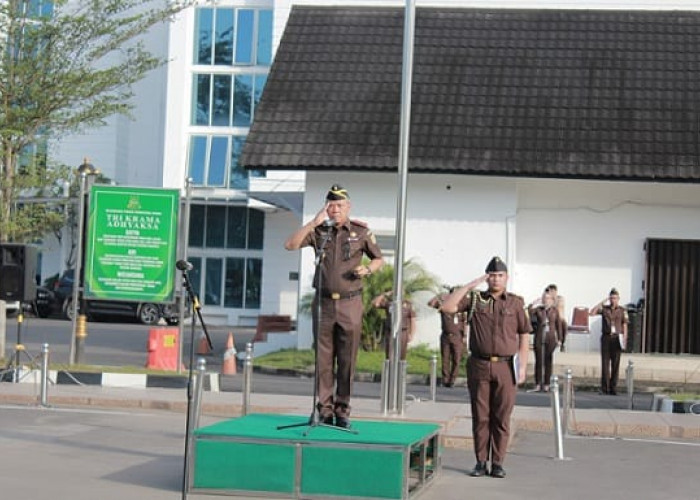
[47,270,186,325]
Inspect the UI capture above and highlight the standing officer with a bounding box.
[528,292,564,392]
[545,284,568,351]
[589,288,628,395]
[371,291,415,360]
[428,275,487,387]
[285,184,383,428]
[441,257,530,479]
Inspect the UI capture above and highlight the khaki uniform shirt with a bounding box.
[301,219,382,294]
[597,305,628,335]
[457,290,531,356]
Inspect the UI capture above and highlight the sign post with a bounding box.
[84,186,179,304]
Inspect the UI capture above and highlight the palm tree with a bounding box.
[300,258,440,351]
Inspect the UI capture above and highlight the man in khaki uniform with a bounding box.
[372,291,415,360]
[442,257,530,479]
[589,288,628,395]
[285,184,383,428]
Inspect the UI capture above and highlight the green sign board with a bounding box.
[84,186,179,303]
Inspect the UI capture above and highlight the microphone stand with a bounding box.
[278,225,356,435]
[180,267,213,499]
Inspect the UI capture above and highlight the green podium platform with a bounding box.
[190,413,441,499]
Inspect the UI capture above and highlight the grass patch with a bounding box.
[670,393,700,401]
[256,344,440,376]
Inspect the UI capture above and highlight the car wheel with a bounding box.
[63,297,75,320]
[138,303,160,325]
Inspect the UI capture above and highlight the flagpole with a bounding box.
[389,0,416,412]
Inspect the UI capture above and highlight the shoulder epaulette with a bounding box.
[350,219,368,228]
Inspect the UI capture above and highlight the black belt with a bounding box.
[474,354,513,362]
[321,289,363,300]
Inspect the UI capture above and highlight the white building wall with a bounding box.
[515,179,700,350]
[260,209,303,317]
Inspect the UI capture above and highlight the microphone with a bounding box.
[176,259,193,271]
[321,218,336,228]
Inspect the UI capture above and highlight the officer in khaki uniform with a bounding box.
[441,257,530,479]
[428,275,487,387]
[372,291,415,360]
[285,184,383,428]
[429,292,466,387]
[589,288,628,395]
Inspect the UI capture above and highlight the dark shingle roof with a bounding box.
[242,7,700,182]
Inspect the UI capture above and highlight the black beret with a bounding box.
[485,256,508,273]
[326,184,349,201]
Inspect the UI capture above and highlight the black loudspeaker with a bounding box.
[0,244,37,302]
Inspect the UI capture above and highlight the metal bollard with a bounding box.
[626,360,635,410]
[242,342,253,416]
[192,358,206,429]
[40,343,50,407]
[380,359,390,415]
[550,375,565,460]
[429,354,437,402]
[562,368,572,435]
[398,360,408,416]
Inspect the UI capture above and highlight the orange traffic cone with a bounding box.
[196,330,211,355]
[221,332,237,375]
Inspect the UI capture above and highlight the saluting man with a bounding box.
[589,288,628,395]
[285,184,383,428]
[441,257,530,479]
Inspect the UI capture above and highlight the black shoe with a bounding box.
[335,417,351,429]
[560,345,566,353]
[321,415,334,425]
[490,464,506,478]
[610,390,617,396]
[469,461,489,477]
[443,382,454,388]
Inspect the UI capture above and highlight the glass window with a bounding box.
[227,207,247,249]
[245,258,263,309]
[235,9,254,64]
[194,8,213,64]
[253,74,268,118]
[190,257,202,298]
[233,75,253,126]
[224,258,244,308]
[212,75,231,126]
[229,136,247,189]
[208,136,228,186]
[248,209,265,250]
[188,136,207,185]
[205,206,226,248]
[204,258,223,306]
[188,205,205,247]
[257,10,273,65]
[192,74,211,125]
[40,0,53,18]
[214,8,234,65]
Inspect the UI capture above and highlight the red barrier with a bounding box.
[146,327,184,371]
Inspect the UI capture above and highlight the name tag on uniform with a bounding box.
[453,315,459,325]
[611,325,616,334]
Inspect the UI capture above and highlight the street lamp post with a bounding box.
[69,158,99,365]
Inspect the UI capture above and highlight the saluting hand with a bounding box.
[312,203,330,227]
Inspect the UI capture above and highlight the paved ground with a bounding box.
[2,404,699,500]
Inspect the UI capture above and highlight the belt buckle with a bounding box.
[490,356,499,362]
[331,292,340,300]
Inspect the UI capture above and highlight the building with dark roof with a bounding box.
[243,4,700,354]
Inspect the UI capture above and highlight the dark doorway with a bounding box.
[643,239,700,354]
